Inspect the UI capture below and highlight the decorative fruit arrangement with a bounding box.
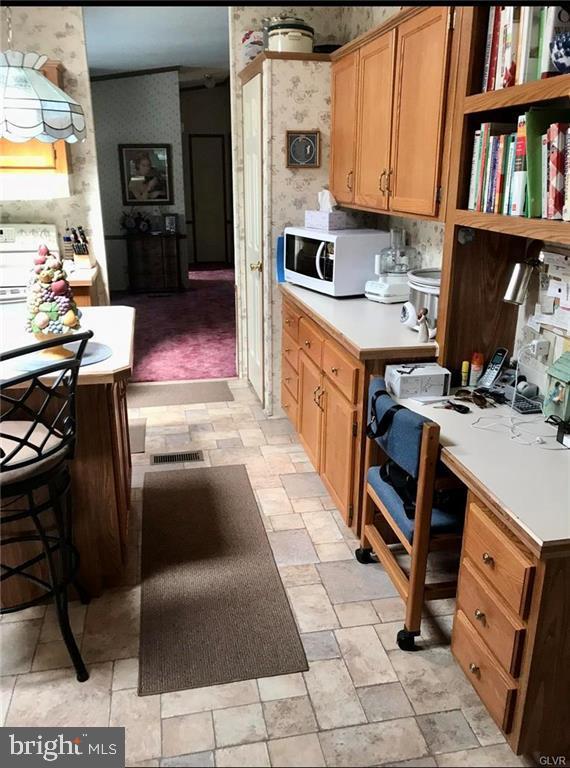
[26,244,81,336]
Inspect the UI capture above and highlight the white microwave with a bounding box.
[283,227,390,297]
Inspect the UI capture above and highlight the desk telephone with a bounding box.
[475,347,543,414]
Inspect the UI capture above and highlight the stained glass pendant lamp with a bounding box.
[0,8,86,144]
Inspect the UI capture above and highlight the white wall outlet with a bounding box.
[529,339,550,358]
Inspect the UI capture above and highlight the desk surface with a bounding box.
[402,399,570,551]
[1,305,135,386]
[281,284,438,360]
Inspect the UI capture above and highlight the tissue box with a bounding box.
[304,210,356,231]
[385,363,451,398]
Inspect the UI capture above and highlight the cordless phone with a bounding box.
[476,347,509,390]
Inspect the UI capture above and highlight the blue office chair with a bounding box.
[356,377,465,651]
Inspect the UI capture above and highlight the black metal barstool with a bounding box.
[1,330,93,682]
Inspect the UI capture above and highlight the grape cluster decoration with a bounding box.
[26,244,81,336]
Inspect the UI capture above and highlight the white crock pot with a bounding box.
[267,16,314,54]
[401,268,441,332]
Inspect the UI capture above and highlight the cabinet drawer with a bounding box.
[282,355,299,401]
[464,501,534,618]
[283,304,300,341]
[282,330,299,372]
[323,340,359,404]
[281,382,298,429]
[458,558,525,677]
[299,318,323,368]
[453,610,517,733]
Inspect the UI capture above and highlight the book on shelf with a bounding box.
[482,6,501,92]
[563,127,570,221]
[502,133,517,215]
[468,130,482,210]
[539,6,570,79]
[542,133,549,218]
[547,122,568,219]
[502,7,520,88]
[511,115,527,216]
[516,7,542,84]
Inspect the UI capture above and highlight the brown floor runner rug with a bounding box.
[139,465,308,695]
[128,380,234,408]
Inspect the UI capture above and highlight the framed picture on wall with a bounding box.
[286,130,320,168]
[118,144,174,205]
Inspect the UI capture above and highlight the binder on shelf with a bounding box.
[526,108,570,219]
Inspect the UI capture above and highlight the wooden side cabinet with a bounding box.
[126,234,183,293]
[330,6,452,219]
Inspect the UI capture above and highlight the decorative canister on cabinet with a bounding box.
[543,352,570,421]
[267,15,314,54]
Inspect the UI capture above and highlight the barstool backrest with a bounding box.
[0,331,93,474]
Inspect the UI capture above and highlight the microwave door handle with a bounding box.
[315,241,326,280]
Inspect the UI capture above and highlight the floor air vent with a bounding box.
[151,450,204,465]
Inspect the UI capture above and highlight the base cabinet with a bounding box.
[320,376,358,517]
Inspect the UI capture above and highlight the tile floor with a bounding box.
[0,379,533,767]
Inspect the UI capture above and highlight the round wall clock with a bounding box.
[286,130,321,168]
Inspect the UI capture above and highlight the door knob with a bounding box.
[469,663,480,675]
[474,609,485,622]
[304,340,311,348]
[249,261,263,272]
[330,366,338,375]
[482,552,494,566]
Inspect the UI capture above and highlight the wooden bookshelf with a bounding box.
[454,210,570,244]
[464,73,570,114]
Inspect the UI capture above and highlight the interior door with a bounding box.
[189,135,228,263]
[330,52,359,205]
[320,378,357,523]
[389,6,451,216]
[298,352,323,470]
[354,31,395,211]
[242,74,264,402]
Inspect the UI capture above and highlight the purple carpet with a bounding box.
[113,268,237,382]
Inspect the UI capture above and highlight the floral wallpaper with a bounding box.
[230,6,446,412]
[0,6,109,304]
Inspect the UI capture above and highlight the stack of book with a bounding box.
[482,6,570,92]
[468,111,570,220]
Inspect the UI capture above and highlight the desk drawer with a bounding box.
[281,382,298,429]
[458,557,525,677]
[282,330,299,372]
[282,355,298,401]
[453,609,517,733]
[283,304,300,341]
[299,318,323,368]
[322,340,359,404]
[464,501,534,618]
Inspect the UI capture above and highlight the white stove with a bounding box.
[0,223,60,305]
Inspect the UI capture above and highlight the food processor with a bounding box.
[365,228,420,304]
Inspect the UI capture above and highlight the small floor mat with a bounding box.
[127,380,234,408]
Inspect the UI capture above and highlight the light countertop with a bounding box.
[281,283,438,360]
[68,264,99,287]
[1,305,134,386]
[402,399,570,550]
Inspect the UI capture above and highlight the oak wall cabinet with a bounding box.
[330,6,452,219]
[0,61,70,177]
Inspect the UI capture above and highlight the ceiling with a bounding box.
[83,6,230,76]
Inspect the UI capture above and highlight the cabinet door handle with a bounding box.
[285,348,291,353]
[482,552,494,566]
[304,340,311,348]
[313,385,321,406]
[317,388,325,412]
[285,318,291,325]
[474,609,485,622]
[346,170,353,191]
[386,168,393,195]
[378,169,387,193]
[469,663,480,675]
[330,366,338,375]
[285,377,291,382]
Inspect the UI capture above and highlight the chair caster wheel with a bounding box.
[397,629,419,652]
[355,547,372,564]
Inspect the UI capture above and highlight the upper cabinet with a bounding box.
[329,51,359,205]
[330,7,452,219]
[0,60,70,176]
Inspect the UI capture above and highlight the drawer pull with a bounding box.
[285,318,291,325]
[469,663,480,676]
[285,377,291,382]
[482,552,494,566]
[474,609,485,622]
[304,340,311,348]
[285,348,291,353]
[283,403,289,409]
[330,366,339,374]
